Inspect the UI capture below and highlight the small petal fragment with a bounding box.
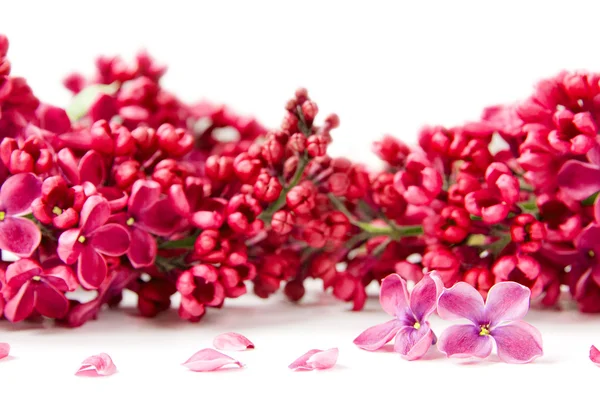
[213,332,255,351]
[289,348,338,371]
[0,343,10,359]
[182,348,243,372]
[75,353,117,377]
[590,345,600,365]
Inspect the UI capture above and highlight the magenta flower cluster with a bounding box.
[0,32,600,330]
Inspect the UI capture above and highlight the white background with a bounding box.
[1,0,600,401]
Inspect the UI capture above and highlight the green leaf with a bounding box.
[66,82,120,122]
[582,192,599,207]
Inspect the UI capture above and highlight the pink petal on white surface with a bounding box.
[182,348,243,372]
[590,345,600,365]
[289,348,339,371]
[75,353,117,377]
[213,332,255,351]
[0,343,10,359]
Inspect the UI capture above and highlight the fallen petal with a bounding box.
[289,348,338,371]
[182,348,243,372]
[0,343,9,359]
[75,353,117,376]
[590,345,600,365]
[213,332,255,351]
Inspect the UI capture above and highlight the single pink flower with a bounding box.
[213,332,255,351]
[31,175,86,230]
[57,195,130,289]
[590,345,600,365]
[111,179,179,268]
[75,353,117,377]
[2,259,77,322]
[0,172,42,257]
[0,343,9,359]
[289,348,338,371]
[353,272,442,360]
[176,264,225,322]
[56,148,106,187]
[167,178,226,230]
[437,281,543,363]
[182,348,243,372]
[393,153,442,205]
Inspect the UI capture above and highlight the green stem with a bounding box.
[488,233,512,257]
[259,154,309,222]
[159,236,197,250]
[328,193,423,240]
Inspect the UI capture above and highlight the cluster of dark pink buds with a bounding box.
[1,32,600,328]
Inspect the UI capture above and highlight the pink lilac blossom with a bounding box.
[353,272,443,360]
[437,281,543,363]
[57,195,130,289]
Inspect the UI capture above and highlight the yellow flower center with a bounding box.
[413,322,421,330]
[126,217,135,226]
[32,275,41,281]
[589,250,596,258]
[52,206,63,215]
[77,235,86,244]
[479,324,491,336]
[0,211,5,221]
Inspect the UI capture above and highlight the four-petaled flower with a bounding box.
[2,258,78,322]
[437,281,543,363]
[111,179,179,268]
[58,195,130,289]
[353,272,442,360]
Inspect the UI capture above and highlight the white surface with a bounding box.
[0,285,599,402]
[4,1,600,166]
[2,1,600,401]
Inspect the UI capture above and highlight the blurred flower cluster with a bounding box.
[0,33,599,327]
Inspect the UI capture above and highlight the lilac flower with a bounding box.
[353,272,442,360]
[437,281,543,363]
[0,173,42,257]
[57,195,130,289]
[110,179,180,268]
